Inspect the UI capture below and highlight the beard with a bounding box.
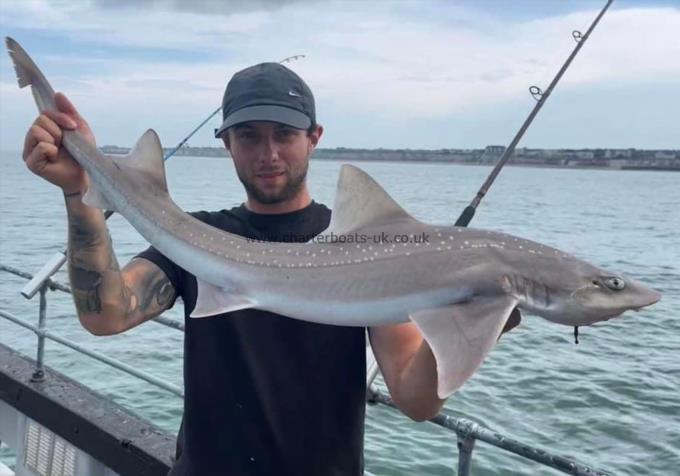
[237,162,309,205]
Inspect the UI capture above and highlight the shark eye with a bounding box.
[604,277,625,291]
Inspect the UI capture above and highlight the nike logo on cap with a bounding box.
[288,90,301,97]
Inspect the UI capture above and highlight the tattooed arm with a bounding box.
[65,194,175,335]
[22,93,174,335]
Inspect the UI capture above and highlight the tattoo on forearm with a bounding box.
[70,265,103,313]
[67,212,119,315]
[68,215,105,250]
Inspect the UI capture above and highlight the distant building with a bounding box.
[655,151,676,160]
[575,151,595,160]
[485,145,506,155]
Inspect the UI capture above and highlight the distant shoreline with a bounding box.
[99,145,680,172]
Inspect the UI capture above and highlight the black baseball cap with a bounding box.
[214,62,316,138]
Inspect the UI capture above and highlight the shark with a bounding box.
[7,37,662,398]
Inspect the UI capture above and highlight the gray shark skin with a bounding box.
[7,37,662,398]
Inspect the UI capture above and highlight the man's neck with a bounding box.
[245,191,313,215]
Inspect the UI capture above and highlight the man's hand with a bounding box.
[22,92,96,195]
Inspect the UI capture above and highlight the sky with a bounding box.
[0,0,678,151]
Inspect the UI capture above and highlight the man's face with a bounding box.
[224,121,320,206]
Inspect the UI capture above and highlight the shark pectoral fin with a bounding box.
[190,279,256,318]
[410,297,517,399]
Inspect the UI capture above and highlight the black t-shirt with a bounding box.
[136,201,366,476]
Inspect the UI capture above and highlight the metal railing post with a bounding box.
[456,433,476,476]
[31,284,47,382]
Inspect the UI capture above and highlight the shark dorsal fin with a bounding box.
[82,130,168,211]
[326,164,418,235]
[120,129,168,193]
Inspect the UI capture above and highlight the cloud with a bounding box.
[1,1,678,149]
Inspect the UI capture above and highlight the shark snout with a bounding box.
[637,287,662,308]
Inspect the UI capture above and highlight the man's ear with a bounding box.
[222,134,231,153]
[308,124,323,153]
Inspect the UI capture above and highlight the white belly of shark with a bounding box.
[6,37,661,399]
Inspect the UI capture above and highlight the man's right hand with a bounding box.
[22,92,96,195]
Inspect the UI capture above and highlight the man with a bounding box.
[22,62,495,474]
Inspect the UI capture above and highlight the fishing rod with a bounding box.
[454,0,614,227]
[21,54,307,299]
[369,0,614,387]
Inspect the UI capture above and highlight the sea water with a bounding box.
[1,151,678,475]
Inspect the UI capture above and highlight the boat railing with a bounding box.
[0,263,613,476]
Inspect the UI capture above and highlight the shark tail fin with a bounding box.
[410,297,519,398]
[5,37,56,110]
[323,164,420,237]
[6,37,42,88]
[82,130,168,211]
